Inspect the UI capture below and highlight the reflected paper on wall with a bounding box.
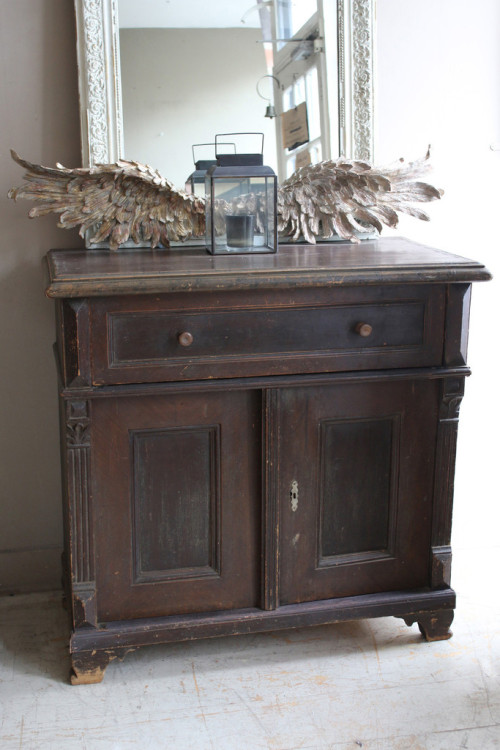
[282,103,309,151]
[295,149,312,169]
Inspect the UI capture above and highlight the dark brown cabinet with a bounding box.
[92,390,262,622]
[277,379,438,605]
[46,238,490,684]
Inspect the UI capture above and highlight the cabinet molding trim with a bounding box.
[60,365,472,401]
[444,285,471,367]
[431,545,452,589]
[63,300,91,387]
[262,389,280,610]
[70,588,456,653]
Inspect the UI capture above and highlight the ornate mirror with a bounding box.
[74,0,374,246]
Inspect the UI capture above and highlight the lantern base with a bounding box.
[205,244,277,255]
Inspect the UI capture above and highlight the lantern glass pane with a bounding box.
[206,172,277,254]
[205,173,213,249]
[192,178,206,197]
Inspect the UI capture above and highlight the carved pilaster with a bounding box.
[439,377,465,422]
[431,378,465,588]
[65,399,97,628]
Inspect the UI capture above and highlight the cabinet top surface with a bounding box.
[45,237,491,298]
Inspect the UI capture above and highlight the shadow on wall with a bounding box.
[0,255,66,594]
[0,0,84,593]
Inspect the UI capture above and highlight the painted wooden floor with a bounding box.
[0,546,499,749]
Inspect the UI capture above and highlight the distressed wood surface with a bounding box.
[69,588,456,654]
[46,238,491,298]
[88,283,445,385]
[50,238,489,683]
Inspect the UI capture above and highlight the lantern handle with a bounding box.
[215,133,264,158]
[192,142,235,165]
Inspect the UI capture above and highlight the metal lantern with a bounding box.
[185,142,235,197]
[205,133,277,255]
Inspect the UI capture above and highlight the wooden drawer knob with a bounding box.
[178,331,194,347]
[355,322,373,337]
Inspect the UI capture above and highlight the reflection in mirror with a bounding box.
[273,0,338,178]
[118,0,277,189]
[276,0,318,43]
[74,0,374,247]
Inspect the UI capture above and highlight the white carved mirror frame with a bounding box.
[74,0,375,170]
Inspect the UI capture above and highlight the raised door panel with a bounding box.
[319,416,395,561]
[278,379,439,604]
[132,426,220,582]
[91,390,261,621]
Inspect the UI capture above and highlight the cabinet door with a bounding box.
[278,379,438,605]
[91,390,261,621]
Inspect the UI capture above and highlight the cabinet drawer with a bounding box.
[89,286,445,384]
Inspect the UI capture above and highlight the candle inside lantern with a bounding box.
[225,214,255,249]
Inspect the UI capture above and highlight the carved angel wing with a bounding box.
[277,148,443,243]
[9,148,442,249]
[8,150,205,250]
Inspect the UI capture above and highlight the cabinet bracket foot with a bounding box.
[71,663,107,685]
[399,609,454,641]
[70,647,136,685]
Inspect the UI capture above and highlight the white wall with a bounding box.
[120,28,277,188]
[0,0,82,593]
[376,0,500,549]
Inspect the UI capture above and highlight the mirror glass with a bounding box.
[118,0,279,189]
[117,0,346,186]
[75,0,374,246]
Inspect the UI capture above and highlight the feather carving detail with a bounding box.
[277,148,443,244]
[8,151,205,250]
[8,148,442,249]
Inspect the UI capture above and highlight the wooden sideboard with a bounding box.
[45,237,491,684]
